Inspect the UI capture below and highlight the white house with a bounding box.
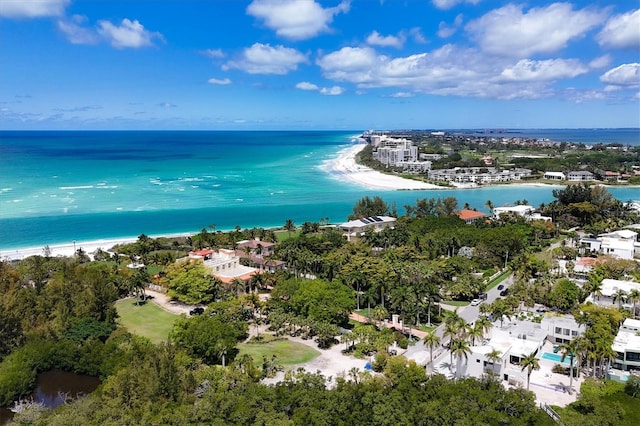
[580,229,638,260]
[612,318,640,372]
[584,278,640,309]
[493,205,535,218]
[540,316,585,344]
[339,216,396,242]
[458,320,547,384]
[543,171,566,180]
[203,248,260,285]
[567,171,594,181]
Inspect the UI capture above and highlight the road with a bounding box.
[403,272,515,363]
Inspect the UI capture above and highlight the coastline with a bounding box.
[322,143,442,190]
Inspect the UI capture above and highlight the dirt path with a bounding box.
[145,288,193,316]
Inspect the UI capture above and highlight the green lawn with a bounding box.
[274,229,301,242]
[237,338,320,365]
[115,299,179,344]
[441,300,470,307]
[485,269,511,291]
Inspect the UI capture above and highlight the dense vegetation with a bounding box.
[1,184,639,423]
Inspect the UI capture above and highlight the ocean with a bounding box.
[1,130,639,251]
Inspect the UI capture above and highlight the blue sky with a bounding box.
[1,0,639,130]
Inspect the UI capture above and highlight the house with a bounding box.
[584,278,640,309]
[339,216,396,242]
[543,171,566,180]
[567,171,594,181]
[202,248,260,285]
[540,315,585,344]
[612,318,640,373]
[455,209,487,224]
[458,320,547,384]
[236,238,275,257]
[493,205,535,218]
[580,229,638,260]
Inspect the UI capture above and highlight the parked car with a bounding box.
[497,284,504,291]
[189,307,205,316]
[499,289,509,297]
[471,299,482,306]
[479,292,488,300]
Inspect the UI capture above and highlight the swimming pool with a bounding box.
[540,352,573,365]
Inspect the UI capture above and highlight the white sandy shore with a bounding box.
[323,143,442,190]
[0,233,193,262]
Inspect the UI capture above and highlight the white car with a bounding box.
[470,299,481,306]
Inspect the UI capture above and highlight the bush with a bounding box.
[624,375,640,398]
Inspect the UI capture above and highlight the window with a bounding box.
[563,328,570,336]
[555,327,562,334]
[571,330,578,336]
[626,352,640,362]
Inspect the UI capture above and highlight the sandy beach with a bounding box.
[323,143,442,190]
[0,237,138,262]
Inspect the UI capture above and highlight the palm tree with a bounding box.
[559,340,578,394]
[612,289,627,308]
[486,348,502,376]
[627,288,640,317]
[485,200,494,216]
[520,352,540,391]
[284,219,296,238]
[390,285,412,331]
[475,316,493,341]
[423,331,441,373]
[230,278,244,296]
[467,322,485,346]
[450,338,471,379]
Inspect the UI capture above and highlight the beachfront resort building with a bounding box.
[339,216,396,242]
[366,134,432,173]
[612,318,640,373]
[427,167,532,184]
[579,229,639,260]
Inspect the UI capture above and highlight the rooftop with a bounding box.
[455,209,486,221]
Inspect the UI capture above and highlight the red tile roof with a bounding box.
[455,209,487,221]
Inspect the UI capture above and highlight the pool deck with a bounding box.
[525,341,583,407]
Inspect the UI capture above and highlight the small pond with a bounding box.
[0,370,100,424]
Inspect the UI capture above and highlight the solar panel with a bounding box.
[372,216,383,222]
[361,218,370,224]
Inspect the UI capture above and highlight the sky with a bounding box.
[1,0,639,130]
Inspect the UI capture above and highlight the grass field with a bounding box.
[237,338,320,365]
[115,299,179,344]
[441,300,470,307]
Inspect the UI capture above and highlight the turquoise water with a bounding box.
[1,130,638,250]
[541,352,573,365]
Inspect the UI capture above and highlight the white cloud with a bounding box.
[316,44,577,100]
[600,63,640,87]
[589,54,611,69]
[201,49,225,59]
[97,18,164,49]
[158,102,177,108]
[296,81,319,90]
[208,78,232,85]
[57,15,98,45]
[0,0,69,18]
[409,27,427,44]
[224,43,307,75]
[432,0,479,10]
[319,86,344,95]
[597,9,640,50]
[500,59,587,82]
[466,3,605,57]
[246,0,350,40]
[366,31,404,48]
[437,14,463,38]
[390,92,415,98]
